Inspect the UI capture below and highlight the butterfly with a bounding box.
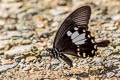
[46,6,110,67]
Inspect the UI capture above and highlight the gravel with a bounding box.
[0,0,120,80]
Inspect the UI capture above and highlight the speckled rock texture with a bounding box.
[0,0,120,80]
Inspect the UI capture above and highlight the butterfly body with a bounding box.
[46,48,73,67]
[46,6,109,67]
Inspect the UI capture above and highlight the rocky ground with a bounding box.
[0,0,120,80]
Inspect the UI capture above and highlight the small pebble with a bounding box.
[107,72,115,78]
[45,64,51,70]
[25,56,36,62]
[4,45,33,58]
[70,78,78,80]
[92,57,103,65]
[49,9,67,16]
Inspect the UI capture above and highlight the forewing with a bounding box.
[53,6,91,53]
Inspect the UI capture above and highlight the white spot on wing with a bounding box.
[74,27,78,30]
[71,31,79,39]
[77,52,80,56]
[77,48,80,51]
[91,39,95,43]
[94,45,97,49]
[88,35,90,38]
[72,33,86,42]
[91,50,94,54]
[83,29,85,32]
[67,31,72,36]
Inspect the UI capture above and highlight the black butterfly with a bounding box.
[46,6,109,67]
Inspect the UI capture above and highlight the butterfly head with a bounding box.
[46,48,53,52]
[46,48,73,67]
[46,48,58,58]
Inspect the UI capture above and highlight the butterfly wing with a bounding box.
[54,6,91,47]
[53,6,91,56]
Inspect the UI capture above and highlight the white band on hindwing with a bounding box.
[66,27,87,56]
[66,27,97,57]
[67,29,86,45]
